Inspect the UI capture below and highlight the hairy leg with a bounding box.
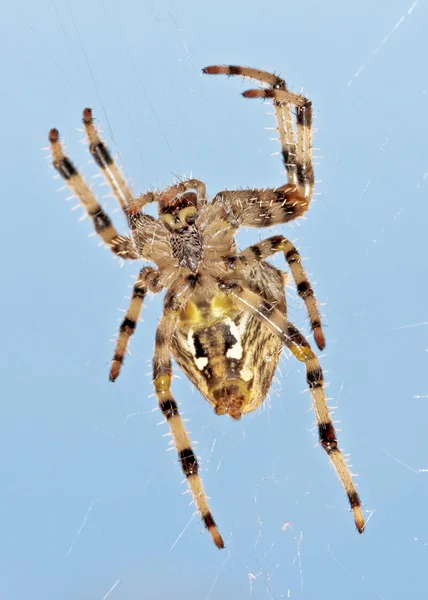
[218,281,364,533]
[225,235,325,350]
[204,65,314,227]
[110,267,163,382]
[153,295,224,548]
[49,128,138,259]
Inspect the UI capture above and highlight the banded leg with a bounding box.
[212,186,309,227]
[219,282,364,533]
[203,65,314,226]
[226,235,325,350]
[244,86,313,198]
[82,108,134,213]
[110,267,162,382]
[49,128,138,259]
[153,308,224,549]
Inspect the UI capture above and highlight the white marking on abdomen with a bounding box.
[187,329,209,370]
[224,317,243,360]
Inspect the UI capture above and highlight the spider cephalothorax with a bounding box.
[161,193,203,273]
[49,65,364,549]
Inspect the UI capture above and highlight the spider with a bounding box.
[49,64,364,549]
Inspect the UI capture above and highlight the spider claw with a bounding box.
[202,65,222,75]
[242,89,265,99]
[314,327,326,351]
[109,358,122,382]
[49,128,59,143]
[353,506,365,534]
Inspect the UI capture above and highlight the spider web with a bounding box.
[2,0,428,598]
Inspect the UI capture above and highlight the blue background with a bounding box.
[1,0,428,598]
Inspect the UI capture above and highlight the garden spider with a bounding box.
[49,64,364,549]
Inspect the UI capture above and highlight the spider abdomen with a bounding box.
[172,263,285,419]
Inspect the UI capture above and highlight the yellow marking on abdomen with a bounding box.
[179,295,240,329]
[179,301,203,326]
[210,295,236,319]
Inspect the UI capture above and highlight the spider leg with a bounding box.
[110,267,163,382]
[203,65,313,227]
[218,281,364,533]
[161,179,207,203]
[225,235,325,350]
[202,65,284,86]
[153,293,224,549]
[82,108,134,213]
[211,186,309,227]
[49,128,138,259]
[244,87,313,197]
[127,178,208,215]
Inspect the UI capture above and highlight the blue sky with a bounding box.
[1,0,428,598]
